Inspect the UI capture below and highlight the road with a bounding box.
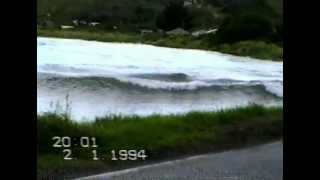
[76,141,283,180]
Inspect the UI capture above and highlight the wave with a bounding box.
[37,38,283,120]
[38,72,282,98]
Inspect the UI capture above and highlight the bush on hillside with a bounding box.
[156,0,189,31]
[215,13,274,44]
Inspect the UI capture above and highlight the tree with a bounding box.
[156,0,189,31]
[216,13,274,43]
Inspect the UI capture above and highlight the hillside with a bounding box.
[38,0,282,32]
[37,0,282,60]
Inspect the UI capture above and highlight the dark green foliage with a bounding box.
[223,0,277,16]
[216,14,274,43]
[155,1,219,31]
[37,0,282,46]
[274,19,283,44]
[156,0,189,30]
[37,0,167,31]
[208,0,282,44]
[204,0,225,6]
[186,6,219,30]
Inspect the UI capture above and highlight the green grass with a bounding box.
[38,105,282,179]
[38,29,282,61]
[216,41,283,61]
[38,29,140,43]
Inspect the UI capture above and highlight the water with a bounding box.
[37,37,283,121]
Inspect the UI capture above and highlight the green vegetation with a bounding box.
[38,29,140,43]
[37,0,222,31]
[216,41,282,60]
[37,0,282,31]
[216,0,282,44]
[155,1,221,31]
[37,0,283,61]
[38,105,282,179]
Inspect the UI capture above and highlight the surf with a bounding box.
[37,37,283,120]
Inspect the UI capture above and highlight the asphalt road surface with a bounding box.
[77,141,283,180]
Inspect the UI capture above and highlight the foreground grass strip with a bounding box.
[38,105,282,179]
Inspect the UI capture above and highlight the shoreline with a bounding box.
[37,36,283,64]
[37,29,283,61]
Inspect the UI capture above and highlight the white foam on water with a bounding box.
[37,37,283,120]
[38,37,282,82]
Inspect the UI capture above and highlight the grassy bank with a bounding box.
[38,105,282,179]
[38,29,282,61]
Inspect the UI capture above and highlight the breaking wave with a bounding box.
[38,72,282,97]
[37,37,283,120]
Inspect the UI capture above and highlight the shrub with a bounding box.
[216,13,274,44]
[217,41,283,61]
[156,0,189,31]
